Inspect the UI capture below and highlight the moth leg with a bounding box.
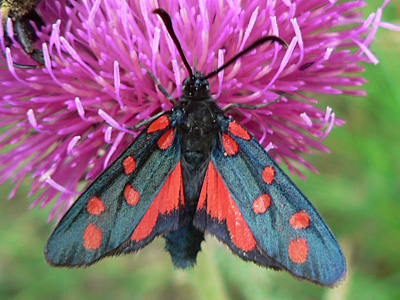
[131,111,168,130]
[127,63,176,131]
[222,94,283,112]
[139,62,177,105]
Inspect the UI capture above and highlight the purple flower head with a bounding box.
[0,0,398,220]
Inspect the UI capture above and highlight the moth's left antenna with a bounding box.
[153,9,193,78]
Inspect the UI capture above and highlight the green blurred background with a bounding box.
[1,2,399,300]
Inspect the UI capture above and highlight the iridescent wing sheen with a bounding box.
[45,114,184,267]
[194,119,346,286]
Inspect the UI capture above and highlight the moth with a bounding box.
[45,8,346,287]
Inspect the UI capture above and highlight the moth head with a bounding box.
[181,72,210,100]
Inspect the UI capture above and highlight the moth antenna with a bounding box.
[203,36,287,80]
[153,9,193,78]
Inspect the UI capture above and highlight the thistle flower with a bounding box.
[0,0,397,221]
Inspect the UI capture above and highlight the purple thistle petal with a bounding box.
[0,0,398,220]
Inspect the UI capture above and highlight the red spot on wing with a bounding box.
[262,166,275,184]
[222,133,239,156]
[131,161,184,242]
[87,196,105,215]
[228,122,251,140]
[288,238,308,264]
[83,223,102,250]
[198,162,256,251]
[252,194,271,214]
[157,128,174,150]
[123,156,136,174]
[147,115,170,133]
[289,211,310,229]
[124,184,140,206]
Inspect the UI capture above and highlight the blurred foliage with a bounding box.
[0,1,399,300]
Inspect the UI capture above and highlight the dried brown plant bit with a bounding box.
[1,0,44,68]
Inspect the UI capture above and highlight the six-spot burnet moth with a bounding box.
[44,8,346,287]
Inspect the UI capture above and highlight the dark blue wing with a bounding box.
[196,118,346,286]
[194,159,282,270]
[45,113,183,266]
